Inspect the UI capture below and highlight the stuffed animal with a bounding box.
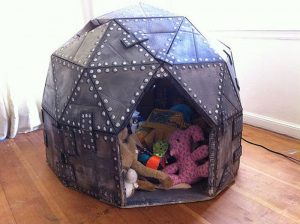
[124,168,139,198]
[118,128,173,191]
[163,125,209,185]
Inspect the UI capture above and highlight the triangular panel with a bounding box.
[54,34,85,62]
[89,21,158,67]
[60,72,114,133]
[165,63,227,124]
[166,31,197,64]
[117,17,183,34]
[141,32,175,55]
[194,33,221,62]
[222,70,242,111]
[52,58,84,119]
[73,23,109,66]
[42,61,56,118]
[88,64,158,131]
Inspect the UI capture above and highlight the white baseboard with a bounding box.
[243,112,300,139]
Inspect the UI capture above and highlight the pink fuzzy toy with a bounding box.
[163,125,209,185]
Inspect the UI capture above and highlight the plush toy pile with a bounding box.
[119,104,209,198]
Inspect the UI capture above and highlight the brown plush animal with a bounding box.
[118,128,172,191]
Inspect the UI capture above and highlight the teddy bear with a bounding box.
[162,125,209,185]
[124,168,139,198]
[118,128,173,192]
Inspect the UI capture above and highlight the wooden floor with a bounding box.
[0,124,299,224]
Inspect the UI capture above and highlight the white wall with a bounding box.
[1,0,298,139]
[212,31,300,139]
[89,0,300,139]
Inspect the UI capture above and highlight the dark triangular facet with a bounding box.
[165,63,227,124]
[167,31,197,64]
[54,35,85,62]
[194,33,221,62]
[54,23,109,67]
[117,17,183,34]
[89,21,157,67]
[141,32,175,55]
[42,61,56,118]
[88,64,158,131]
[222,70,242,112]
[73,23,109,66]
[60,72,114,133]
[180,18,200,33]
[52,58,84,120]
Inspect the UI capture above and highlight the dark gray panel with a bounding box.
[42,62,56,118]
[90,64,158,131]
[167,31,197,64]
[89,21,157,67]
[141,32,175,55]
[194,33,221,62]
[222,69,242,111]
[117,17,182,34]
[60,72,113,133]
[165,63,227,124]
[52,58,84,120]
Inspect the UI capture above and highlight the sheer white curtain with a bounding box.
[0,0,85,141]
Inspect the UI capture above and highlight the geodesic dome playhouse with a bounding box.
[42,4,243,207]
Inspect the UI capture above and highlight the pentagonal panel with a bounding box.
[89,21,157,67]
[60,72,114,133]
[88,64,158,131]
[166,63,226,124]
[42,62,56,118]
[52,58,84,120]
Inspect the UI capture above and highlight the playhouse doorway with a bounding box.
[125,77,213,207]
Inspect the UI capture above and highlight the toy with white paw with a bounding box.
[124,168,139,198]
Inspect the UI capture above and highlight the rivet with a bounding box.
[131,99,135,104]
[140,66,145,71]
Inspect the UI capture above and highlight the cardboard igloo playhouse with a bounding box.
[42,4,243,207]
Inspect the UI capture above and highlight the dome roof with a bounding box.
[42,4,242,134]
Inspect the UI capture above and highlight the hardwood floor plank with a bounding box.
[0,184,16,224]
[13,133,123,224]
[0,141,65,224]
[0,125,299,224]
